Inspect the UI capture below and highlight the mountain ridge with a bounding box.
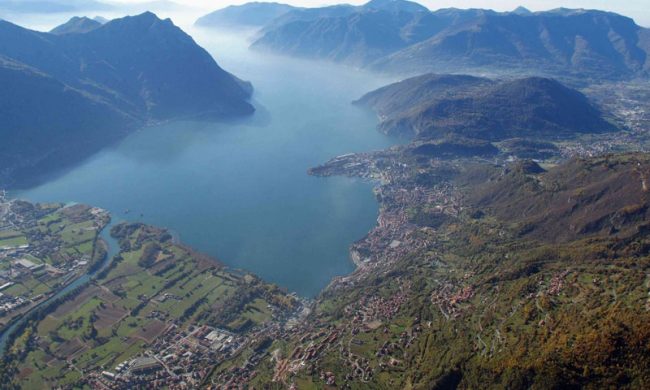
[195,2,298,28]
[374,8,648,79]
[244,1,649,80]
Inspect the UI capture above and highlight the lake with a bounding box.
[12,27,397,297]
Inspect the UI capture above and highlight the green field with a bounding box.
[0,235,28,248]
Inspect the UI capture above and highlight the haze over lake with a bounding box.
[13,27,397,297]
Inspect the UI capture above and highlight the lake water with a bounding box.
[12,27,397,297]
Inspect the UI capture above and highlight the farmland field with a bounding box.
[3,222,299,388]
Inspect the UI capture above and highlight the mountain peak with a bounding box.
[363,0,428,13]
[50,16,102,35]
[100,11,176,35]
[512,6,532,15]
[133,11,160,21]
[123,11,166,24]
[93,16,109,24]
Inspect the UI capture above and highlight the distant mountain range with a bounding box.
[373,7,649,80]
[195,2,298,28]
[200,0,650,80]
[0,12,254,188]
[355,74,618,141]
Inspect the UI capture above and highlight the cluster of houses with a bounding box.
[269,281,421,387]
[347,279,411,327]
[431,280,475,320]
[0,288,27,315]
[207,299,312,387]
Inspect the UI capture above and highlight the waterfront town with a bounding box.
[309,148,464,288]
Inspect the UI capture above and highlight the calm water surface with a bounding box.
[13,28,397,297]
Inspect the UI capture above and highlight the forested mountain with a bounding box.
[356,74,617,140]
[0,12,254,187]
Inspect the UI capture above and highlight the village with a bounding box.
[259,276,425,388]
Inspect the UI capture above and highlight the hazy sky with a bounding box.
[3,0,648,31]
[117,0,650,26]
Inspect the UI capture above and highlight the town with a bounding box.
[86,325,244,389]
